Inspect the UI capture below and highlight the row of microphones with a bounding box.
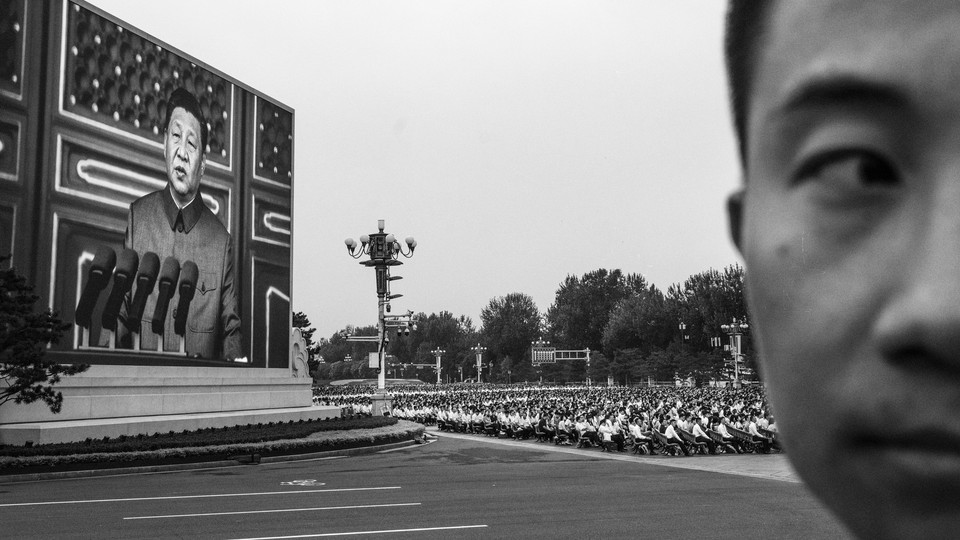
[75,246,199,355]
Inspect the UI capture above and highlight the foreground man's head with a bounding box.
[726,1,960,538]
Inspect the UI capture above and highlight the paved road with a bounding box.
[0,433,850,539]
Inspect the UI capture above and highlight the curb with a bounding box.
[0,427,426,484]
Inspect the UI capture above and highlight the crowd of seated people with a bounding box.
[312,384,781,456]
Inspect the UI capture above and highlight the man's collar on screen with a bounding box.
[163,186,202,234]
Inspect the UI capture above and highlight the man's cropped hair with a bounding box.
[725,0,773,167]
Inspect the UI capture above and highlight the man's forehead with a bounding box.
[747,0,960,165]
[759,1,960,88]
[168,107,201,131]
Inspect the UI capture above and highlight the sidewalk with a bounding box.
[430,427,801,483]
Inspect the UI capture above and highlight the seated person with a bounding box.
[599,415,625,451]
[690,417,718,454]
[662,418,691,456]
[746,415,773,453]
[538,415,555,441]
[557,414,576,444]
[628,417,656,455]
[711,417,741,454]
[575,415,599,446]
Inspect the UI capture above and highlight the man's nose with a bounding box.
[175,144,189,162]
[873,182,960,371]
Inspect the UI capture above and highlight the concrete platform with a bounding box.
[0,405,342,446]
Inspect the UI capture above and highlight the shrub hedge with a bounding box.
[0,415,397,458]
[0,418,423,474]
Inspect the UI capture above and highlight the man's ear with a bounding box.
[200,154,206,178]
[727,188,745,252]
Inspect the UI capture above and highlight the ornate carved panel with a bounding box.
[252,96,293,188]
[60,2,235,170]
[0,0,25,100]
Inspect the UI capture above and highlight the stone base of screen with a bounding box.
[0,365,326,445]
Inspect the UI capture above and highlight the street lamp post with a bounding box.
[431,347,445,385]
[345,220,417,391]
[471,343,487,383]
[721,318,750,388]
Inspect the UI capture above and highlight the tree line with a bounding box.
[301,264,752,386]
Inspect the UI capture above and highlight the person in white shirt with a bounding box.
[629,417,656,455]
[663,418,690,456]
[691,417,718,454]
[747,416,772,453]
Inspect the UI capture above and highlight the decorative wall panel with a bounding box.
[253,96,292,188]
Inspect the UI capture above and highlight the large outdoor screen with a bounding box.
[0,0,293,368]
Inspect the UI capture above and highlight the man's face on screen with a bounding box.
[164,106,204,205]
[733,1,960,538]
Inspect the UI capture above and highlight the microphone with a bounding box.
[100,248,139,331]
[75,246,116,328]
[173,260,198,337]
[151,256,180,335]
[127,251,160,330]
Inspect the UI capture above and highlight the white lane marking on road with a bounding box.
[229,524,488,539]
[377,439,435,453]
[262,456,347,466]
[280,480,325,486]
[124,502,421,520]
[0,487,401,507]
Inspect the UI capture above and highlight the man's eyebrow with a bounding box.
[778,74,909,114]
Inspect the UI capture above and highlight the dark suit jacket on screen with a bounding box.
[118,187,242,359]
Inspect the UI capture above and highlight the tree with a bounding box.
[601,285,673,355]
[292,311,322,373]
[546,269,648,353]
[390,311,477,382]
[480,293,541,382]
[669,264,752,381]
[0,257,88,413]
[668,264,748,349]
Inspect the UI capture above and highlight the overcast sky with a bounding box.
[88,0,742,339]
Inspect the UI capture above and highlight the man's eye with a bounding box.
[794,150,899,188]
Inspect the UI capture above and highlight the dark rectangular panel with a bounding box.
[46,208,125,350]
[251,256,290,369]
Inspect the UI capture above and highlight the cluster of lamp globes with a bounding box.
[343,235,417,257]
[344,220,417,259]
